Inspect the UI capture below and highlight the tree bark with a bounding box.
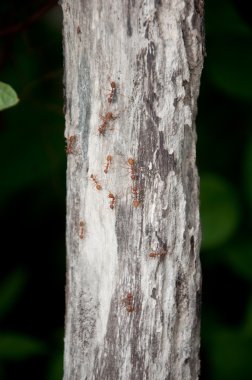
[61,0,204,379]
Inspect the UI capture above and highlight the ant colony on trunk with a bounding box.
[66,69,170,315]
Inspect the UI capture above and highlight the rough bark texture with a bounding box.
[62,0,204,379]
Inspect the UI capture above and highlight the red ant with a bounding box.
[104,155,113,174]
[108,191,116,210]
[107,81,116,104]
[98,112,117,136]
[127,158,138,180]
[90,174,102,190]
[131,185,141,208]
[122,292,134,313]
[79,221,85,239]
[148,248,167,258]
[65,135,76,154]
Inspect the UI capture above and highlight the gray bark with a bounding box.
[61,0,204,379]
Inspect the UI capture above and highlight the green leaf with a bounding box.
[0,81,19,111]
[200,174,241,249]
[0,269,27,320]
[0,333,46,360]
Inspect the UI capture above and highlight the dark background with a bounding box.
[0,0,251,379]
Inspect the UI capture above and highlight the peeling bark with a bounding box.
[61,0,204,379]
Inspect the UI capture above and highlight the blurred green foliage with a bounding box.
[201,174,240,249]
[199,0,252,378]
[0,1,64,379]
[0,269,27,320]
[0,0,251,379]
[244,134,252,208]
[0,333,46,360]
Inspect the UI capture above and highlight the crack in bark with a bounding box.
[78,57,91,161]
[127,0,133,36]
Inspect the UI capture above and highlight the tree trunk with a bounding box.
[61,0,204,379]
